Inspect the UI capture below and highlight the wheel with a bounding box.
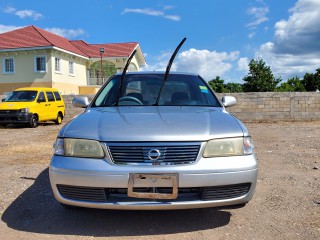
[118,96,143,105]
[55,113,63,125]
[29,114,38,128]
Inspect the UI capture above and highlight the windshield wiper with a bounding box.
[154,37,187,106]
[115,49,137,106]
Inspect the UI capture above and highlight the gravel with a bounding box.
[0,121,319,240]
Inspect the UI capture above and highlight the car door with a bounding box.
[36,91,50,121]
[45,91,57,120]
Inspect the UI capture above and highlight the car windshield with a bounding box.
[4,90,38,102]
[92,74,221,107]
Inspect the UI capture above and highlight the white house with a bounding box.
[0,25,146,95]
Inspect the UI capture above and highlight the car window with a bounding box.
[53,91,62,101]
[92,74,220,107]
[4,90,38,102]
[37,92,46,102]
[46,92,55,102]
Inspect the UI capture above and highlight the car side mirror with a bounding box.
[73,97,90,108]
[1,99,5,102]
[222,96,237,107]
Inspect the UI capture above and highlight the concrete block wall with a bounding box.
[216,92,320,121]
[1,92,320,121]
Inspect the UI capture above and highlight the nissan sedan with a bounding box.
[49,72,258,210]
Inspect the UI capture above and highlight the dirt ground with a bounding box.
[0,121,319,240]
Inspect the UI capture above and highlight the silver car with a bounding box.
[49,72,258,210]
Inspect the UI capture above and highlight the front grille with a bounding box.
[57,185,107,202]
[57,183,251,202]
[0,110,19,114]
[201,183,251,200]
[107,142,201,165]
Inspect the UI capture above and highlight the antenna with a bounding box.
[154,37,187,105]
[115,49,137,106]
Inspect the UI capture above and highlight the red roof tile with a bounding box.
[0,25,138,59]
[0,26,87,57]
[70,40,138,58]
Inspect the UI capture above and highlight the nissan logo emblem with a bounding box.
[148,149,161,161]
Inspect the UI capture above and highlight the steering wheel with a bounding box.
[118,96,143,105]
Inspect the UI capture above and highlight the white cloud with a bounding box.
[15,10,43,20]
[2,6,43,20]
[256,0,320,80]
[122,7,181,21]
[142,49,240,81]
[122,8,163,16]
[248,32,256,39]
[0,24,23,34]
[237,58,250,72]
[3,6,16,13]
[246,6,269,28]
[45,27,85,38]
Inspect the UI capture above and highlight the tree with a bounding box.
[208,76,225,93]
[276,77,305,92]
[302,68,320,91]
[243,58,281,92]
[224,83,243,93]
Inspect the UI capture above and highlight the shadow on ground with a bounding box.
[2,168,231,237]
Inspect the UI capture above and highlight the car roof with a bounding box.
[14,87,60,92]
[115,71,199,77]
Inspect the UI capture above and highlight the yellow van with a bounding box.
[0,87,65,128]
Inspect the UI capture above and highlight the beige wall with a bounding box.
[0,82,52,94]
[0,49,89,94]
[0,49,52,85]
[51,50,88,93]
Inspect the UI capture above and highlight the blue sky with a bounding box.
[1,0,320,83]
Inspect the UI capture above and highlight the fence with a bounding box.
[1,92,320,121]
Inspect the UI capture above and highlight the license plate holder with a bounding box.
[128,173,178,199]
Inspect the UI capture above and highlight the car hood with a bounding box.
[60,107,245,142]
[0,102,33,110]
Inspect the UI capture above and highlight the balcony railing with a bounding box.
[88,77,110,86]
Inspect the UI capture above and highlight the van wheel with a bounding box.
[29,115,38,128]
[55,113,63,125]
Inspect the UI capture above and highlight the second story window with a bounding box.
[55,58,61,72]
[3,58,15,74]
[34,56,46,72]
[69,61,74,75]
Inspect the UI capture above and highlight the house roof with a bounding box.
[0,25,87,57]
[70,40,138,58]
[0,25,145,64]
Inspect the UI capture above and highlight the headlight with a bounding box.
[20,108,30,113]
[203,137,254,158]
[54,138,104,158]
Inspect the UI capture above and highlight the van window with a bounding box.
[53,91,62,101]
[37,92,46,102]
[4,90,37,102]
[46,92,55,102]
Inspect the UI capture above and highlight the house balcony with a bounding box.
[88,77,111,86]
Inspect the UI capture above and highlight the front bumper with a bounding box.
[49,154,258,210]
[0,111,32,124]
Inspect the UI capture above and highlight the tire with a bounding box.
[29,114,38,128]
[55,113,63,125]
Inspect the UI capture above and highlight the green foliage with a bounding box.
[90,61,116,78]
[208,76,225,93]
[276,77,306,92]
[302,68,320,91]
[224,83,243,93]
[208,76,243,93]
[243,59,281,92]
